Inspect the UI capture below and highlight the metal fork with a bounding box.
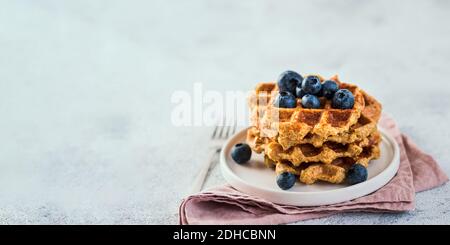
[188,117,237,195]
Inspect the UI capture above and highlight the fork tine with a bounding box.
[231,116,237,135]
[211,125,219,139]
[223,114,231,138]
[218,125,225,139]
[224,125,231,138]
[218,115,226,138]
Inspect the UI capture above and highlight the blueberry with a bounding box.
[277,71,303,94]
[231,143,252,164]
[301,75,322,95]
[332,89,354,109]
[273,91,297,108]
[276,172,297,190]
[301,94,321,109]
[347,164,368,185]
[322,80,339,99]
[316,87,324,97]
[295,86,306,98]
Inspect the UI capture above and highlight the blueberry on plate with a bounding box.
[301,94,321,109]
[276,172,296,190]
[295,86,306,99]
[231,143,252,164]
[347,164,368,185]
[332,89,354,109]
[322,80,339,99]
[301,75,322,95]
[277,70,303,94]
[273,91,297,108]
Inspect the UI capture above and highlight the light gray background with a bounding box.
[0,0,449,224]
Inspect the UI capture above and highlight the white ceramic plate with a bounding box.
[220,127,400,206]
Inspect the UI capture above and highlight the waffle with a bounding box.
[271,143,381,184]
[276,162,346,184]
[249,129,381,165]
[248,75,382,149]
[246,74,382,185]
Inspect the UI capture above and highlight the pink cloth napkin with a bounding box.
[179,114,448,225]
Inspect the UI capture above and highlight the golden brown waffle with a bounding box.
[274,161,347,184]
[272,144,381,184]
[258,128,381,184]
[247,74,382,185]
[267,132,380,165]
[248,127,380,165]
[248,75,382,149]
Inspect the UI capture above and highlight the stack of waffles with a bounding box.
[246,75,382,184]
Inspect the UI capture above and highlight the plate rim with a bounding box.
[220,127,400,206]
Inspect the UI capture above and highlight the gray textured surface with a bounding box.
[0,0,449,224]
